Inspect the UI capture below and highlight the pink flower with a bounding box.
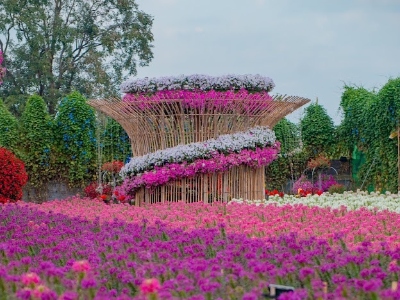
[140,278,161,295]
[71,260,91,273]
[21,272,41,286]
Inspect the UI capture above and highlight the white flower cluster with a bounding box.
[231,190,400,213]
[120,126,276,177]
[121,74,275,93]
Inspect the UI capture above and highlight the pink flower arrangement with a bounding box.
[118,143,279,198]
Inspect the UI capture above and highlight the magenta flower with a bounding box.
[140,278,161,295]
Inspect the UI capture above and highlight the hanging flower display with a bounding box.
[117,143,280,197]
[121,126,276,178]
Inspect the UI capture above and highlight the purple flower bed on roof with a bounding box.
[1,204,400,299]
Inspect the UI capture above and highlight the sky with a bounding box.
[134,0,400,124]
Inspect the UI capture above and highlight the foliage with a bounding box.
[101,118,131,164]
[0,147,28,203]
[307,155,330,170]
[338,86,377,153]
[20,95,54,187]
[0,98,19,151]
[300,102,335,156]
[0,51,5,83]
[265,119,305,191]
[273,118,300,155]
[340,78,400,192]
[0,0,154,113]
[54,91,97,186]
[328,184,346,194]
[361,78,400,192]
[2,94,28,118]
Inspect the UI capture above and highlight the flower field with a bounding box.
[1,193,400,299]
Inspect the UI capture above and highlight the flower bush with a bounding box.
[1,199,400,298]
[118,144,280,198]
[293,174,338,194]
[84,182,112,200]
[121,126,276,177]
[307,155,330,170]
[121,74,275,93]
[0,147,28,203]
[101,161,124,173]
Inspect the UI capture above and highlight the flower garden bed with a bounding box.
[1,194,400,299]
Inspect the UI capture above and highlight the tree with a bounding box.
[0,0,154,114]
[300,101,335,157]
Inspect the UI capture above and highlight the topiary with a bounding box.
[20,95,55,188]
[54,91,97,186]
[0,147,28,203]
[300,102,335,157]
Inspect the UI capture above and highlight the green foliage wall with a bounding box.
[300,102,335,157]
[20,95,54,187]
[339,78,400,192]
[0,99,19,151]
[54,91,97,186]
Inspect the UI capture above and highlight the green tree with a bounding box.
[0,98,19,151]
[102,118,131,163]
[300,102,335,157]
[54,91,97,186]
[273,118,300,155]
[20,95,54,188]
[0,0,154,113]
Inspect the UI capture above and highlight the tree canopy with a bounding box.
[0,0,154,113]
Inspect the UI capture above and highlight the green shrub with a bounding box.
[328,183,346,194]
[20,95,54,187]
[54,91,97,186]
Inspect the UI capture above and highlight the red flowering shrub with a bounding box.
[0,147,28,203]
[84,182,112,200]
[265,189,284,198]
[101,161,124,173]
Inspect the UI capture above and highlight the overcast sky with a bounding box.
[135,0,400,124]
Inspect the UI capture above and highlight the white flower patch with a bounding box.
[231,190,400,213]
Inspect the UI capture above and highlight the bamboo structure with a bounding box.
[88,95,309,204]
